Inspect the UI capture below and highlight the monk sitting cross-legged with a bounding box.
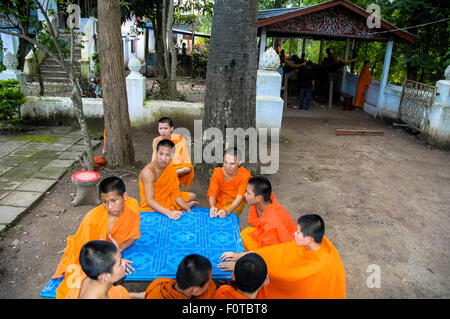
[208,147,252,219]
[152,117,194,190]
[140,139,198,220]
[214,253,268,299]
[218,214,346,299]
[145,254,216,299]
[66,240,145,299]
[53,176,141,299]
[240,176,297,251]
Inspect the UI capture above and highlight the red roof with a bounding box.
[258,0,416,44]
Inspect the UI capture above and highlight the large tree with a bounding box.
[203,0,258,133]
[97,0,135,168]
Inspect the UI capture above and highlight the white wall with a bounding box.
[341,71,402,119]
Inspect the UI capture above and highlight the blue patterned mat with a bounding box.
[40,207,244,298]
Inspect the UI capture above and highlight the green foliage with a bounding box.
[191,44,208,78]
[92,51,101,77]
[0,79,26,129]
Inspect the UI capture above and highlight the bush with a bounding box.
[0,79,26,129]
[191,44,208,78]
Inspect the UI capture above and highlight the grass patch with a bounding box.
[32,136,59,143]
[280,135,292,144]
[8,135,36,141]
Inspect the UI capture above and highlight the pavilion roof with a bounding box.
[257,0,416,44]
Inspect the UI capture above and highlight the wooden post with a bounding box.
[283,73,289,109]
[329,77,333,109]
[319,39,324,64]
[376,40,394,116]
[302,38,306,56]
[289,38,293,56]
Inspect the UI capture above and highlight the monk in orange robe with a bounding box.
[65,240,144,299]
[145,254,216,299]
[240,176,296,251]
[219,214,346,299]
[208,147,252,218]
[140,139,198,220]
[152,117,194,190]
[214,253,268,299]
[53,176,141,299]
[354,60,372,109]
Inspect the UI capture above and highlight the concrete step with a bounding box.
[30,78,72,83]
[40,70,81,78]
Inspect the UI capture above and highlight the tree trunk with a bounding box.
[202,0,258,174]
[166,0,177,99]
[153,2,167,78]
[97,0,135,168]
[204,0,258,132]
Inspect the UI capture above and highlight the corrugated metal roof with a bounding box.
[258,5,315,20]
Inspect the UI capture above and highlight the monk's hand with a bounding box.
[167,210,183,220]
[210,207,219,218]
[108,234,122,251]
[218,261,236,272]
[123,258,135,275]
[219,252,240,262]
[218,209,228,218]
[186,201,199,211]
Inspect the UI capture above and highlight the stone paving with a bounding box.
[0,126,100,233]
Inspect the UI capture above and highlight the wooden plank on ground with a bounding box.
[336,129,384,136]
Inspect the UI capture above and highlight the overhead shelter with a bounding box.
[257,0,416,115]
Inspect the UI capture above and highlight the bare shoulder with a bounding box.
[141,164,155,183]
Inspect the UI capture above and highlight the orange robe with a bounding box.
[53,197,141,299]
[241,193,296,251]
[144,278,216,299]
[254,237,346,299]
[65,273,130,299]
[139,164,190,212]
[171,134,195,190]
[354,66,372,108]
[207,167,252,217]
[213,284,267,299]
[152,134,195,190]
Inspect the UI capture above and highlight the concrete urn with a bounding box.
[128,54,141,74]
[445,65,450,81]
[258,47,280,71]
[3,52,19,70]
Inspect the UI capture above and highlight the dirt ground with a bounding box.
[0,98,449,299]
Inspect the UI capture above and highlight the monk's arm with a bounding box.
[221,195,244,216]
[176,166,192,176]
[175,196,190,211]
[151,138,159,162]
[142,169,175,216]
[284,60,307,68]
[208,195,217,208]
[129,292,145,299]
[118,238,136,252]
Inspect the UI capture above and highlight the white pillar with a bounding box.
[259,28,267,60]
[256,48,284,131]
[126,55,146,126]
[302,38,306,56]
[341,38,351,92]
[376,40,394,115]
[0,52,28,95]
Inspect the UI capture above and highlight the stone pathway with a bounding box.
[0,126,100,233]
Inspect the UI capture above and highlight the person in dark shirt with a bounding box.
[296,61,315,110]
